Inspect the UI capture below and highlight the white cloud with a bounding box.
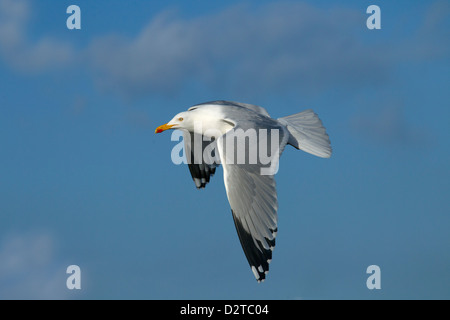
[0,0,447,98]
[0,0,75,73]
[88,3,390,97]
[0,232,69,300]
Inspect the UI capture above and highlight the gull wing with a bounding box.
[216,123,288,282]
[183,131,219,189]
[224,163,278,282]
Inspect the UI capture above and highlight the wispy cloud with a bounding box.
[87,2,450,99]
[0,0,75,72]
[88,3,391,97]
[0,1,448,98]
[0,231,69,299]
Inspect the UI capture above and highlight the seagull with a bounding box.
[155,100,331,282]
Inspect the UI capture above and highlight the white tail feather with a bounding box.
[278,110,332,158]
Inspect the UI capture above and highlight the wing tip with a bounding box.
[231,209,277,282]
[252,262,271,283]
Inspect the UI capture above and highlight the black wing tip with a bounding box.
[231,209,276,282]
[252,264,270,283]
[188,163,217,189]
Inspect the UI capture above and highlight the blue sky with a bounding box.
[0,0,449,299]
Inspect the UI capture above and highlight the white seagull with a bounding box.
[155,101,331,282]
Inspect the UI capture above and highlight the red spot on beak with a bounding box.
[155,123,175,134]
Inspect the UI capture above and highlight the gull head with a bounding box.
[155,111,191,133]
[155,106,234,136]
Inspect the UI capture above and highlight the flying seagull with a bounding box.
[155,101,331,282]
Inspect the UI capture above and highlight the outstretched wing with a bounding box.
[216,123,288,282]
[225,164,278,282]
[183,131,219,189]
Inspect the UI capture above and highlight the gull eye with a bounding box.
[178,117,184,121]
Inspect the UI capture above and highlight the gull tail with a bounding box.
[278,110,332,158]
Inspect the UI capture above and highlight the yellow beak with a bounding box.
[155,123,175,133]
